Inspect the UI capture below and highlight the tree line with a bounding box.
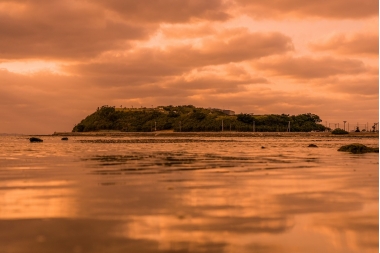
[72,105,327,132]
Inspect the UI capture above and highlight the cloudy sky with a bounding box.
[0,0,378,134]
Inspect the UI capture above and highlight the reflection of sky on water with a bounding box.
[0,135,378,253]
[0,180,76,219]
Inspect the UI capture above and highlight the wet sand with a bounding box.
[0,134,378,253]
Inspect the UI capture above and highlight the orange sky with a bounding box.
[0,0,378,134]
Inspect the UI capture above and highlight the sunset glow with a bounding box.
[0,0,378,134]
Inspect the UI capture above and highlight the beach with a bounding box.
[0,133,378,253]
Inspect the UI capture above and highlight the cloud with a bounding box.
[0,69,101,134]
[0,66,377,134]
[165,76,267,93]
[310,33,379,56]
[317,76,379,96]
[160,24,217,39]
[89,0,231,23]
[0,1,152,60]
[65,30,293,86]
[255,56,367,79]
[234,0,379,19]
[0,0,377,134]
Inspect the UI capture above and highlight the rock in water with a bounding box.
[61,137,69,141]
[338,143,379,154]
[308,144,318,147]
[30,137,43,142]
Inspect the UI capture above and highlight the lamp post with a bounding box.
[343,121,347,131]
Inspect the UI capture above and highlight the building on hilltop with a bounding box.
[208,108,235,115]
[222,109,235,115]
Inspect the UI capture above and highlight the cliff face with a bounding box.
[72,105,326,132]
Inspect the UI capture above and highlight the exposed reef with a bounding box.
[29,137,43,142]
[338,143,378,154]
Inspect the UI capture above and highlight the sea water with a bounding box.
[0,133,378,253]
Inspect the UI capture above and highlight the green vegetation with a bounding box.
[331,128,349,135]
[338,143,379,154]
[72,105,327,132]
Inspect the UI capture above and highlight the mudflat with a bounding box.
[0,134,378,253]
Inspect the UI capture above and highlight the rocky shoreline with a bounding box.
[51,131,379,138]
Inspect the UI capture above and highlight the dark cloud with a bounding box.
[0,1,152,60]
[90,0,230,23]
[235,0,379,19]
[160,24,217,39]
[165,75,268,93]
[66,31,293,85]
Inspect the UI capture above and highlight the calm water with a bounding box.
[0,134,378,253]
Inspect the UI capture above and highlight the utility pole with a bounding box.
[287,121,290,132]
[343,121,346,131]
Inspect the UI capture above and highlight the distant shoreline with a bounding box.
[49,131,379,138]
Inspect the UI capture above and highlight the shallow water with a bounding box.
[0,134,378,253]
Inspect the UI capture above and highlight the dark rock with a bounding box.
[261,146,265,149]
[29,137,43,142]
[61,137,69,141]
[308,144,318,147]
[338,143,379,154]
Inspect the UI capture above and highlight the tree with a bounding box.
[237,114,253,124]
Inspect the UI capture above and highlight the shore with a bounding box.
[50,131,379,138]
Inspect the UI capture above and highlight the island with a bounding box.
[72,105,327,132]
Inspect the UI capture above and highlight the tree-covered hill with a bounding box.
[72,105,327,132]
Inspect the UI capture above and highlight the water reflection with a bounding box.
[0,135,377,253]
[86,151,319,175]
[0,180,76,219]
